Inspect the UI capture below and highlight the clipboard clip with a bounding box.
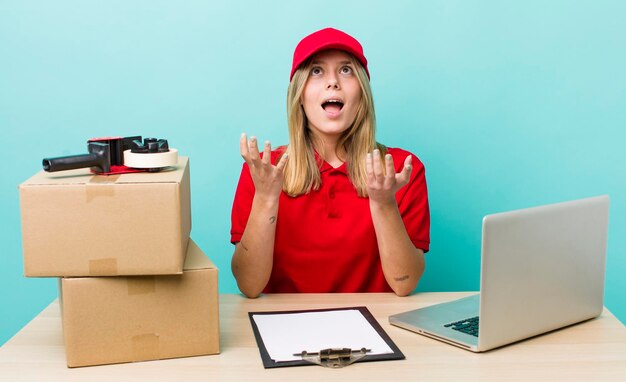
[293,347,371,368]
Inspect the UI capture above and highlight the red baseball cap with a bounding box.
[290,27,369,81]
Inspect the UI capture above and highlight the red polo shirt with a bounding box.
[230,147,430,293]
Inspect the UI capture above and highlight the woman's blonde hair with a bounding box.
[283,54,386,197]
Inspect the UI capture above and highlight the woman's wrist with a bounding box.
[253,193,281,209]
[369,196,398,212]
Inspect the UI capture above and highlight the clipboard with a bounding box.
[248,306,405,368]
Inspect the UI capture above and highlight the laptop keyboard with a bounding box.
[444,316,479,337]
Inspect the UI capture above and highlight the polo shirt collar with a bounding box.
[315,150,348,174]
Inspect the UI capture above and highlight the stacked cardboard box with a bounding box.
[19,157,220,367]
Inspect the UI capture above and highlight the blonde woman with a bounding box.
[231,28,430,298]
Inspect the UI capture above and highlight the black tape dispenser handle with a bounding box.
[42,142,111,173]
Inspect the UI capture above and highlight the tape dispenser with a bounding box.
[42,136,179,175]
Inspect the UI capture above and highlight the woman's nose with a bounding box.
[327,78,340,89]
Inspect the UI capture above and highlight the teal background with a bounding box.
[1,1,624,346]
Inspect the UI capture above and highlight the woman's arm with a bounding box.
[231,134,287,298]
[366,150,425,296]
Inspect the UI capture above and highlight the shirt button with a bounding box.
[328,211,341,219]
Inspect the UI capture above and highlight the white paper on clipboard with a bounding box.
[250,308,394,362]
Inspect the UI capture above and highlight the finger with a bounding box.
[366,152,374,181]
[240,133,253,165]
[382,154,396,188]
[248,136,261,165]
[396,155,413,186]
[275,151,289,171]
[373,149,384,183]
[261,141,272,165]
[384,153,395,177]
[240,133,249,155]
[404,154,413,169]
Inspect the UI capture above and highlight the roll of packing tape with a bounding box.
[123,148,178,169]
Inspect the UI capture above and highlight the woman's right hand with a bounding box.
[240,133,288,201]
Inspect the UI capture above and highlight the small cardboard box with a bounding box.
[59,239,220,368]
[19,157,191,277]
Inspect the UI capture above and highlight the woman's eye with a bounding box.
[310,67,322,76]
[340,66,353,75]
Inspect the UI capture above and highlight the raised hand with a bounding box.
[365,150,412,205]
[240,133,288,201]
[365,150,423,296]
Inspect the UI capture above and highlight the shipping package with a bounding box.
[19,157,191,277]
[59,239,219,368]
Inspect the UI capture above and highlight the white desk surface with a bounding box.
[1,292,625,381]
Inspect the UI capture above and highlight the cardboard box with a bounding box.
[59,239,219,368]
[19,157,191,277]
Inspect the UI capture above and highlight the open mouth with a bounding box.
[321,99,344,114]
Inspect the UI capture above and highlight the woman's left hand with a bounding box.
[366,150,412,205]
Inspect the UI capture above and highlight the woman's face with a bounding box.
[301,50,362,142]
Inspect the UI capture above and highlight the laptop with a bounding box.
[389,195,609,352]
